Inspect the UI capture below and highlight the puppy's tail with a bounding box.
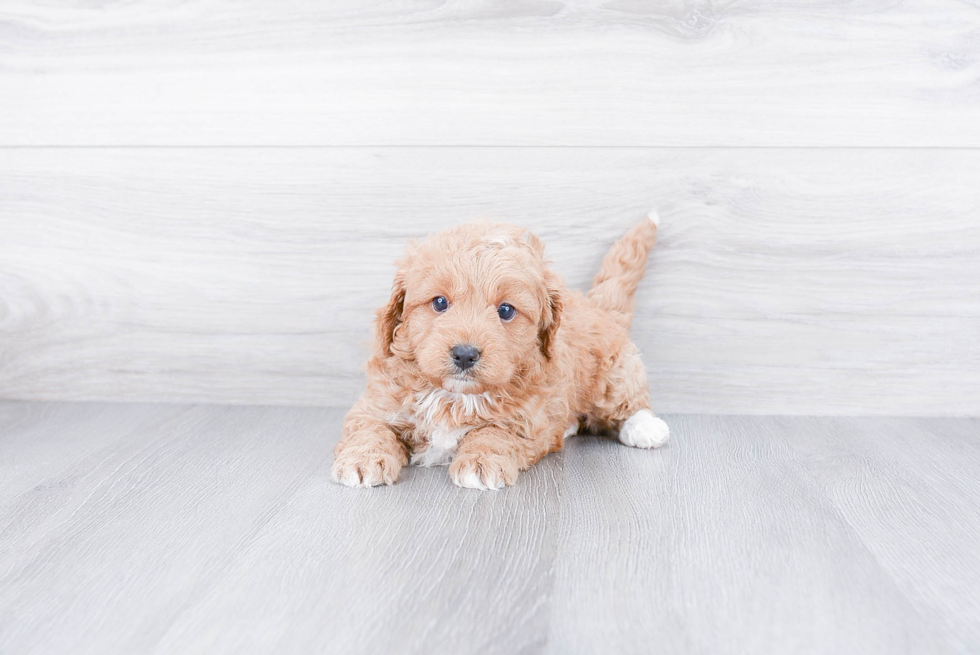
[587,210,659,324]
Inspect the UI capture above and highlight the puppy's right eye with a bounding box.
[431,296,449,313]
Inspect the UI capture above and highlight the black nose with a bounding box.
[451,345,481,371]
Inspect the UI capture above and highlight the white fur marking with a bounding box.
[341,469,364,487]
[411,425,471,467]
[647,209,660,227]
[415,388,493,425]
[618,410,670,449]
[563,422,579,439]
[334,463,388,488]
[408,388,493,467]
[452,466,504,491]
[486,235,511,247]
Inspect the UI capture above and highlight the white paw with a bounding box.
[331,453,401,487]
[332,466,382,488]
[452,468,504,491]
[449,455,512,490]
[618,410,669,449]
[563,422,579,439]
[337,468,369,487]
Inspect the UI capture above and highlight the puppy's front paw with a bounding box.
[332,447,404,488]
[618,410,670,449]
[449,453,518,491]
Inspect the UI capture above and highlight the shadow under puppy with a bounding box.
[333,213,669,490]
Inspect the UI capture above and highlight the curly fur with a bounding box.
[332,214,669,489]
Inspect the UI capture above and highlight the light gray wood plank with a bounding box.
[1,148,977,414]
[547,415,975,655]
[772,416,980,652]
[150,437,562,655]
[0,403,342,654]
[1,1,978,146]
[2,403,978,654]
[0,401,186,517]
[0,401,561,655]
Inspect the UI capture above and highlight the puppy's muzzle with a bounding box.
[451,344,481,372]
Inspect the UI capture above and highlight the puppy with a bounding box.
[332,213,669,490]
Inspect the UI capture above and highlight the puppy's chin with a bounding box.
[441,375,482,394]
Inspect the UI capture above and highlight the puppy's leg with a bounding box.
[450,426,549,490]
[332,396,408,488]
[591,342,670,449]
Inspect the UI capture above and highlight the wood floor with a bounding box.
[1,401,978,654]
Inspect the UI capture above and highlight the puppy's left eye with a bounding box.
[497,303,516,321]
[432,296,449,313]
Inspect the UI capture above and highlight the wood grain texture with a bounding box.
[2,0,979,146]
[0,401,561,655]
[151,438,561,655]
[2,148,977,414]
[1,402,979,654]
[549,415,980,654]
[771,416,980,652]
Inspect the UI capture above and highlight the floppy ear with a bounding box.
[539,273,564,361]
[375,272,406,357]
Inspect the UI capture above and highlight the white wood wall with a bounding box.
[1,1,978,415]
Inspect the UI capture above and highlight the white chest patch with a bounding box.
[410,424,471,467]
[406,388,494,467]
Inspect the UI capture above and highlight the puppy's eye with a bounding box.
[431,296,449,313]
[497,303,516,321]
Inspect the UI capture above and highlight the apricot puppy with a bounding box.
[332,214,669,490]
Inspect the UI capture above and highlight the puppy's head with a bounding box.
[375,222,563,394]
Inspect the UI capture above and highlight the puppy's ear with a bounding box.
[375,242,419,358]
[375,271,406,357]
[522,229,547,255]
[539,272,564,361]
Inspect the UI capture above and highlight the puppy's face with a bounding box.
[377,223,562,394]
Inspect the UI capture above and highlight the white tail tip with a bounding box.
[647,209,660,227]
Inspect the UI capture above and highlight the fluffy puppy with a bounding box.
[332,213,669,490]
